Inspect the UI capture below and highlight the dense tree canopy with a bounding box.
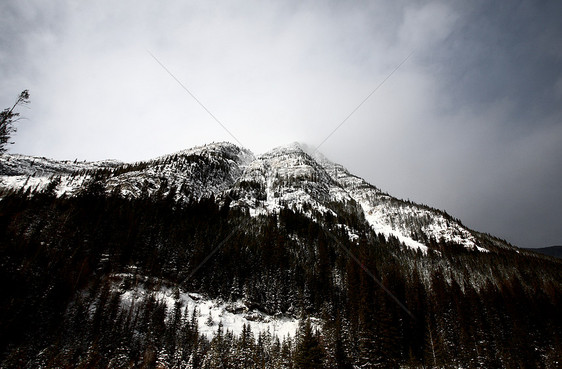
[0,185,560,367]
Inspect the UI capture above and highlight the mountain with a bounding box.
[1,142,561,368]
[530,246,562,258]
[0,142,253,199]
[0,142,508,254]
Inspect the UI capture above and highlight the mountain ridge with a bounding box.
[1,141,511,253]
[530,245,562,258]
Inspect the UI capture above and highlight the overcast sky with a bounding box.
[1,0,561,248]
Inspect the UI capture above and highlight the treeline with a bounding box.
[0,187,561,368]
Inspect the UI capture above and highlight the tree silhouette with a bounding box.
[0,90,30,153]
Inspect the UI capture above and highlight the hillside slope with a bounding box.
[0,142,514,254]
[1,142,560,368]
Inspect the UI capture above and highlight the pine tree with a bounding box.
[293,319,324,369]
[203,322,227,369]
[233,323,255,368]
[280,336,293,369]
[0,90,29,154]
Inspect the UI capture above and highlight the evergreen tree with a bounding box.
[293,319,324,368]
[233,323,255,368]
[0,90,29,154]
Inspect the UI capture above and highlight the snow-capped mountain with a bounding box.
[2,142,560,368]
[0,142,253,199]
[0,142,508,253]
[232,143,488,253]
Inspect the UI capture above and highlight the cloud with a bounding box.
[1,0,561,248]
[399,2,459,50]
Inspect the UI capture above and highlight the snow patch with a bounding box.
[112,275,308,340]
[362,205,429,253]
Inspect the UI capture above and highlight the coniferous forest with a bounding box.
[1,181,561,368]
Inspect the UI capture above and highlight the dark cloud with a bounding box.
[0,0,560,248]
[435,0,562,117]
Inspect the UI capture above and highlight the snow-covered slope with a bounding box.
[231,143,486,253]
[0,142,253,200]
[104,142,254,201]
[0,154,123,196]
[230,142,352,217]
[311,150,486,252]
[111,274,310,340]
[0,142,498,253]
[0,154,122,177]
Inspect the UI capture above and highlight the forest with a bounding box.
[1,181,561,368]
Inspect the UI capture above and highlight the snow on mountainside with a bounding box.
[111,273,315,340]
[0,154,123,196]
[310,150,486,252]
[232,143,486,253]
[0,142,253,200]
[0,142,495,253]
[231,142,353,217]
[103,142,254,200]
[0,154,122,176]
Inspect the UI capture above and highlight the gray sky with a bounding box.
[1,0,561,248]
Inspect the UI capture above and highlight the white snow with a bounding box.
[311,148,489,253]
[0,175,50,193]
[113,275,308,340]
[362,205,429,253]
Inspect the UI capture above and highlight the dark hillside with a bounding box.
[1,189,561,368]
[530,246,562,258]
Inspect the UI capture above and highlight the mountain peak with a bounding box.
[165,141,254,162]
[261,142,309,156]
[0,142,506,254]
